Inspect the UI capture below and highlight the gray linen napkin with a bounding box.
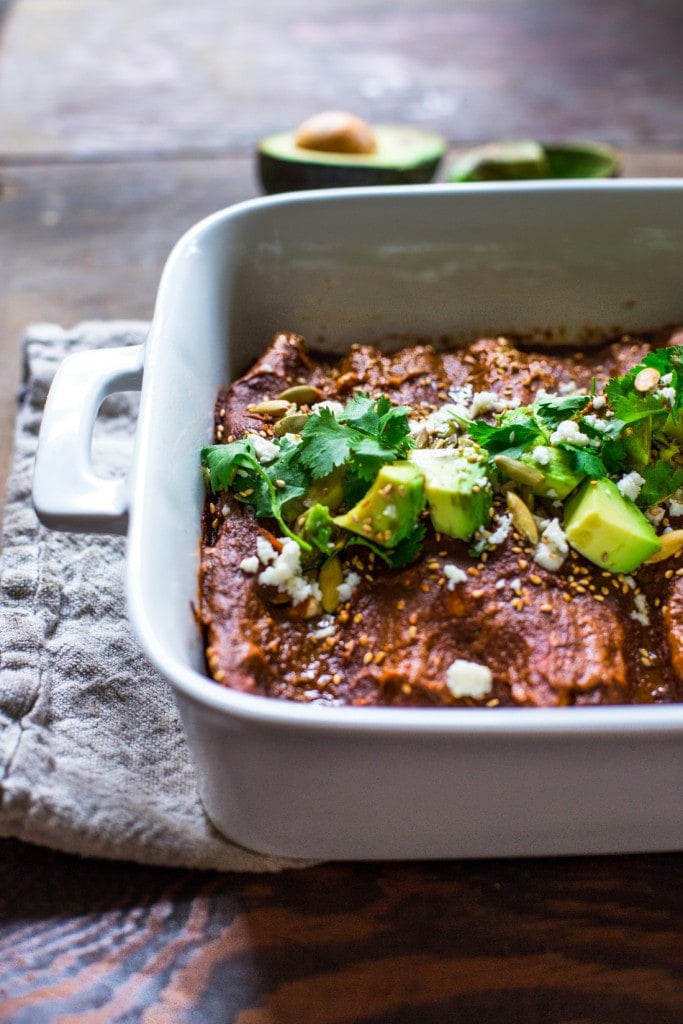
[0,322,310,871]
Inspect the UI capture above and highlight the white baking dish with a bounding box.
[33,182,683,859]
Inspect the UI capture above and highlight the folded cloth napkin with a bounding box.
[0,322,310,872]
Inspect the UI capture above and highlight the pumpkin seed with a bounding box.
[644,529,683,564]
[634,367,661,393]
[506,491,539,544]
[494,454,545,488]
[250,399,292,417]
[272,412,310,437]
[276,384,322,406]
[319,556,344,613]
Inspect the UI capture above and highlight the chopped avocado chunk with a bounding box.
[410,446,491,541]
[333,461,425,547]
[257,125,447,194]
[520,446,586,500]
[305,465,346,511]
[447,139,619,183]
[622,417,653,473]
[447,140,549,182]
[563,478,661,573]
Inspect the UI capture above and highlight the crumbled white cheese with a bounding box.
[445,658,493,699]
[443,564,468,590]
[468,390,514,418]
[311,399,344,417]
[549,420,591,446]
[487,513,513,547]
[532,445,551,466]
[245,432,280,464]
[221,503,231,517]
[419,404,463,437]
[533,518,569,572]
[337,570,361,604]
[661,372,673,386]
[239,555,260,574]
[617,471,645,502]
[510,577,522,595]
[591,394,607,409]
[256,535,277,566]
[656,386,676,406]
[645,505,666,526]
[471,513,512,554]
[256,538,322,606]
[629,592,651,627]
[311,617,337,640]
[448,383,474,407]
[668,497,683,517]
[582,413,608,433]
[559,381,582,396]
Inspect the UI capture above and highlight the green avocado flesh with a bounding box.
[258,126,447,194]
[333,462,425,547]
[563,479,661,573]
[409,448,490,541]
[447,139,619,183]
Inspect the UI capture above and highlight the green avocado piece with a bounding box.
[544,141,620,179]
[305,465,345,511]
[521,446,586,500]
[447,139,620,183]
[257,126,447,194]
[447,140,549,182]
[333,461,425,547]
[409,447,491,541]
[563,478,661,573]
[623,418,652,473]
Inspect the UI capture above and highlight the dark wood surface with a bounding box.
[1,1,682,1019]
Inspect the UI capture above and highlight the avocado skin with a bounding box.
[258,151,443,194]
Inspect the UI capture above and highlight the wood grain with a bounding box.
[0,841,681,1022]
[1,0,682,1019]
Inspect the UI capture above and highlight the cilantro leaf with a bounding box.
[467,420,542,459]
[637,460,683,508]
[559,444,608,480]
[296,392,414,493]
[201,440,310,550]
[534,393,590,428]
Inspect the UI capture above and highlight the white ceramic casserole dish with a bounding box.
[33,181,683,859]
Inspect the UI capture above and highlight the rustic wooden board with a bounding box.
[1,0,682,1017]
[0,839,681,1022]
[1,0,682,159]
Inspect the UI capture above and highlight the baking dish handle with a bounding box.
[32,344,144,535]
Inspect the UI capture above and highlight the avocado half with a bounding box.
[446,139,620,183]
[258,125,448,194]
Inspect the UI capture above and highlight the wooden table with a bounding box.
[0,1,681,1019]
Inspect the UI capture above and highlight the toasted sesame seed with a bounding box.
[374,651,387,665]
[363,651,373,665]
[353,613,363,624]
[408,625,418,639]
[396,599,406,610]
